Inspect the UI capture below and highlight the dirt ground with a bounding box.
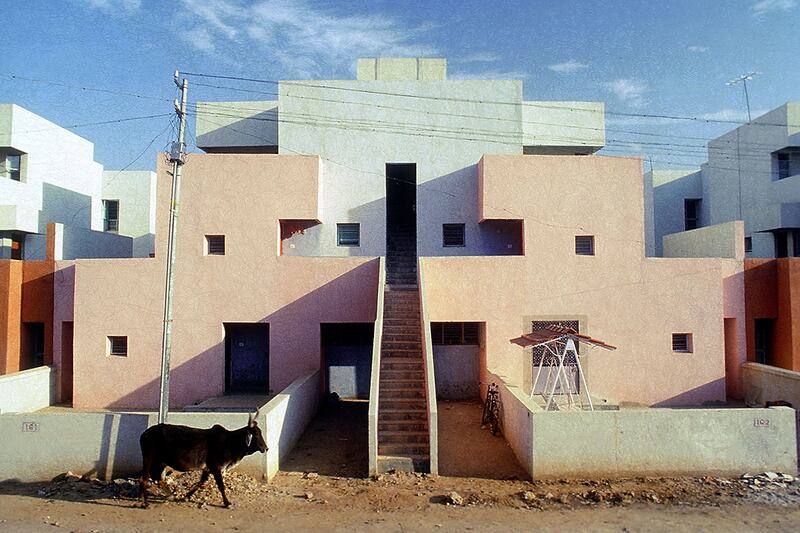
[1,402,798,531]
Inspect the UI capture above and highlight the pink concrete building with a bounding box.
[49,59,747,471]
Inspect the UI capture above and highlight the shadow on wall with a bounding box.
[40,183,94,231]
[277,163,522,257]
[198,108,278,150]
[104,260,379,410]
[652,378,727,407]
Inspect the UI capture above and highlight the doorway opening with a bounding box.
[224,323,269,394]
[385,163,417,255]
[321,323,373,399]
[61,322,74,404]
[21,322,45,369]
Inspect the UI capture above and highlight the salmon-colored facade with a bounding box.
[57,151,748,409]
[744,258,800,371]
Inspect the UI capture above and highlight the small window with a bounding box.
[337,223,360,246]
[744,236,752,253]
[103,200,119,233]
[10,236,23,260]
[3,154,21,181]
[777,153,790,179]
[205,235,225,255]
[108,336,128,357]
[684,199,701,230]
[575,235,594,255]
[442,223,465,247]
[672,333,692,353]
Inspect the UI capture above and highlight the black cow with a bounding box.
[139,410,267,508]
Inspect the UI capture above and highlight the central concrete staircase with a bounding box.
[376,228,431,472]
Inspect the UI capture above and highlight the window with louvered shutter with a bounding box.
[575,235,594,255]
[337,223,360,246]
[108,336,128,357]
[442,223,465,247]
[206,235,225,255]
[430,322,480,345]
[672,333,692,353]
[103,200,119,233]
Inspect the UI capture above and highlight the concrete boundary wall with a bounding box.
[0,365,56,414]
[743,362,800,408]
[368,258,385,476]
[0,371,320,482]
[663,220,744,259]
[494,377,796,479]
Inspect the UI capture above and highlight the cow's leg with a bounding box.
[139,456,153,508]
[211,468,231,508]
[183,469,210,501]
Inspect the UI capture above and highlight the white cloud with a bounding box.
[602,79,650,109]
[80,0,141,15]
[176,0,438,77]
[449,70,529,80]
[547,60,588,73]
[460,52,502,63]
[688,46,709,53]
[699,108,769,122]
[752,0,796,14]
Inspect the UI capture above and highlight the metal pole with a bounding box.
[742,78,752,123]
[158,71,188,425]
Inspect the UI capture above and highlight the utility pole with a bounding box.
[158,70,188,425]
[726,72,757,123]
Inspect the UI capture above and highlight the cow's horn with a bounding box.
[249,408,260,426]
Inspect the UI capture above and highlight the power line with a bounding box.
[11,113,174,134]
[3,74,172,103]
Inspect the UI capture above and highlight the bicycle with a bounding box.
[481,382,503,436]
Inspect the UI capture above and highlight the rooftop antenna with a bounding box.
[726,72,757,122]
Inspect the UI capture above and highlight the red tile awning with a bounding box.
[510,324,617,351]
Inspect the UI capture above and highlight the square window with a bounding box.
[672,333,692,353]
[575,235,595,255]
[2,153,22,181]
[442,223,465,247]
[108,336,128,357]
[205,235,225,255]
[337,223,360,246]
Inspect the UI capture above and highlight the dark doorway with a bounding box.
[21,322,45,369]
[321,323,373,399]
[754,318,774,365]
[61,322,74,403]
[386,163,417,255]
[224,323,269,393]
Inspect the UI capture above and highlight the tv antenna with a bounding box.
[726,72,757,122]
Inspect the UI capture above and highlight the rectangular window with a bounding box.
[775,231,788,258]
[103,200,120,233]
[575,235,594,255]
[744,236,752,253]
[205,235,226,255]
[684,199,701,230]
[777,153,791,179]
[3,154,21,181]
[442,223,465,247]
[672,333,692,353]
[430,322,480,345]
[108,336,128,357]
[11,236,23,260]
[337,223,360,246]
[754,319,773,364]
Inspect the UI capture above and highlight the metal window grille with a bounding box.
[431,322,480,345]
[108,336,128,356]
[575,235,594,255]
[103,200,119,233]
[206,235,225,255]
[442,223,465,247]
[531,320,580,365]
[337,223,360,246]
[672,333,691,353]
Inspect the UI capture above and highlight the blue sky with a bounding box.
[2,0,799,171]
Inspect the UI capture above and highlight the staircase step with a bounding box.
[380,371,424,381]
[379,430,429,444]
[379,398,427,410]
[380,389,425,400]
[378,444,430,456]
[378,411,427,422]
[378,420,428,432]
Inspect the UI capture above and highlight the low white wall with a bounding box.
[419,259,439,475]
[492,373,535,477]
[0,366,56,413]
[368,258,385,477]
[0,371,320,482]
[264,369,321,480]
[743,362,800,408]
[530,407,796,478]
[492,375,796,479]
[663,220,744,259]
